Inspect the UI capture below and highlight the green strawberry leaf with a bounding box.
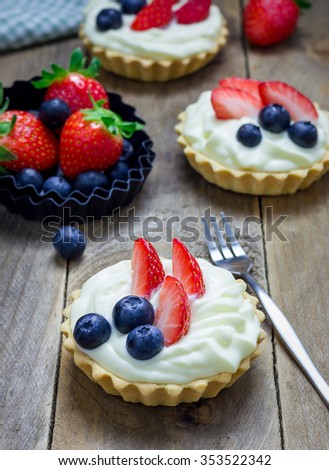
[81,57,101,78]
[0,114,16,137]
[81,98,144,139]
[0,144,17,162]
[0,83,10,114]
[0,165,9,175]
[32,48,100,89]
[295,0,312,9]
[69,48,84,72]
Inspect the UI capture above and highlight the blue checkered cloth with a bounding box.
[0,0,87,52]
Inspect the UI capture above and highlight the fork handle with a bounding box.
[242,273,329,409]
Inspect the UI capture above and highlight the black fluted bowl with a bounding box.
[0,78,155,222]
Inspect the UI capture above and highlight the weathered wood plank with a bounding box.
[0,39,80,450]
[0,208,66,449]
[52,1,280,450]
[246,0,329,449]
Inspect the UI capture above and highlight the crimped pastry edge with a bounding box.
[79,21,228,83]
[61,283,265,407]
[175,112,329,196]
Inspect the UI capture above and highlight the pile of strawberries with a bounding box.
[0,49,142,180]
[131,0,211,30]
[211,77,318,122]
[131,238,205,346]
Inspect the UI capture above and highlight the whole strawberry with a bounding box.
[244,0,311,47]
[32,49,109,113]
[60,98,143,178]
[0,85,58,172]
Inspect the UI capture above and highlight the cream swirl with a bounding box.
[69,258,262,384]
[83,0,223,60]
[182,91,329,173]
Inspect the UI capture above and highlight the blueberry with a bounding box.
[28,110,39,118]
[119,139,134,163]
[74,313,111,350]
[237,123,262,148]
[53,226,86,260]
[15,168,44,192]
[106,161,129,181]
[43,176,72,198]
[126,325,164,360]
[258,104,291,133]
[122,0,147,14]
[113,295,154,334]
[96,8,122,31]
[288,121,318,148]
[39,99,71,129]
[74,171,109,195]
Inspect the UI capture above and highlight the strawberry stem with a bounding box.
[32,48,101,89]
[295,0,312,9]
[0,165,9,175]
[82,97,144,139]
[0,83,9,114]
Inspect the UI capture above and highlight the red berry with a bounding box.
[211,86,263,120]
[259,81,318,122]
[154,275,191,347]
[32,48,109,113]
[131,238,165,299]
[219,77,261,99]
[59,99,143,178]
[45,73,109,114]
[0,110,58,171]
[244,0,300,47]
[172,239,205,298]
[131,0,173,31]
[175,0,211,25]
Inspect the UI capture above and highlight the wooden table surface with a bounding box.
[1,0,328,451]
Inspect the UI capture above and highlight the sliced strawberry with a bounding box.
[131,238,165,299]
[219,77,261,99]
[175,0,211,25]
[172,239,205,298]
[259,81,318,122]
[131,0,173,31]
[211,86,263,120]
[154,275,191,347]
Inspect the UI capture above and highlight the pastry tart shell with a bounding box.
[61,285,265,407]
[79,21,228,83]
[176,112,329,196]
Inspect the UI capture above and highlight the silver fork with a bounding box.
[203,212,329,409]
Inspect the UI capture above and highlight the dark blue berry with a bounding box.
[126,325,164,360]
[28,110,39,118]
[119,139,134,163]
[74,313,111,350]
[74,171,109,195]
[113,295,154,334]
[237,123,262,148]
[122,0,147,14]
[106,161,129,181]
[53,226,86,260]
[288,121,318,148]
[96,8,123,31]
[258,104,291,133]
[15,168,44,192]
[39,99,71,129]
[43,176,72,198]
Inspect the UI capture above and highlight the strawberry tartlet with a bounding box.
[61,238,265,406]
[80,0,228,82]
[176,78,329,195]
